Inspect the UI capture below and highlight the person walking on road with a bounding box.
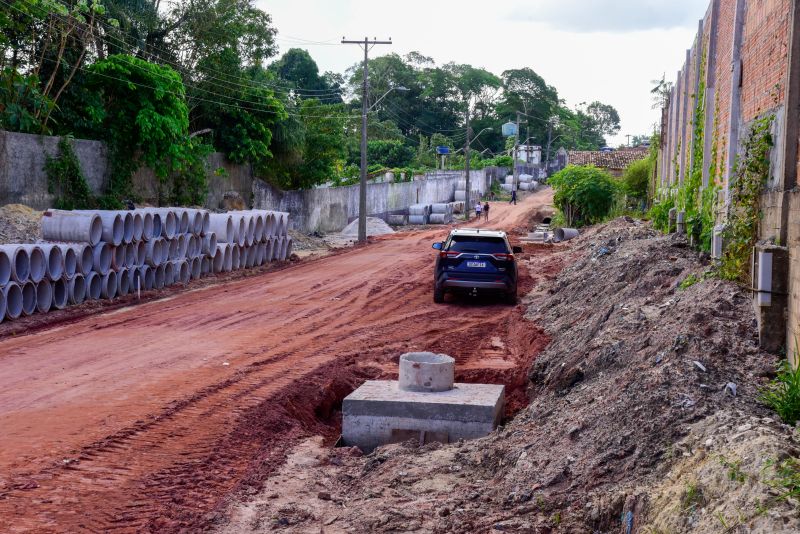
[474,201,482,220]
[510,189,517,205]
[483,201,490,221]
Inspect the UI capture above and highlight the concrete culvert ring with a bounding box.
[0,250,11,286]
[46,246,64,280]
[142,212,154,241]
[93,243,111,275]
[62,247,77,279]
[69,275,86,305]
[117,268,130,297]
[28,247,46,283]
[133,212,144,241]
[102,271,117,299]
[52,278,68,309]
[85,272,101,300]
[78,245,93,275]
[122,212,134,243]
[0,288,5,323]
[164,263,175,286]
[89,215,103,245]
[155,264,166,289]
[35,280,52,313]
[135,241,146,267]
[399,352,455,392]
[4,283,23,319]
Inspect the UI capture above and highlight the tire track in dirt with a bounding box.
[0,190,556,533]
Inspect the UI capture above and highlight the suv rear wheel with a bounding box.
[433,284,445,303]
[505,291,517,305]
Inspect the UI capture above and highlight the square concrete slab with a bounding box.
[342,380,504,452]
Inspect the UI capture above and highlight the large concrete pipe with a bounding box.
[201,256,211,275]
[168,238,179,261]
[150,211,162,240]
[117,268,130,297]
[76,211,123,246]
[212,246,225,273]
[154,264,166,289]
[187,235,198,259]
[124,242,136,268]
[20,245,46,283]
[190,257,201,280]
[121,211,134,243]
[138,265,155,290]
[149,209,176,239]
[101,271,117,299]
[110,246,125,271]
[134,241,146,267]
[0,245,29,283]
[67,274,86,305]
[21,281,36,316]
[92,243,112,275]
[37,244,64,281]
[275,212,289,236]
[163,262,175,286]
[176,260,190,285]
[141,211,154,241]
[272,237,284,261]
[0,247,12,286]
[263,212,276,239]
[252,213,265,243]
[245,215,255,246]
[265,237,276,263]
[132,211,144,242]
[4,282,23,320]
[201,211,210,236]
[285,237,293,260]
[255,243,264,266]
[245,245,256,268]
[188,209,203,235]
[259,242,268,265]
[41,210,102,245]
[553,228,579,243]
[231,245,241,270]
[35,279,52,313]
[55,245,77,279]
[0,289,4,323]
[85,271,102,300]
[202,233,217,256]
[145,238,164,267]
[208,214,235,244]
[399,352,455,392]
[177,234,188,259]
[177,209,190,234]
[61,243,93,275]
[51,278,68,310]
[235,215,247,247]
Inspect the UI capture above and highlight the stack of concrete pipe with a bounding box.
[454,179,481,203]
[428,203,454,224]
[518,174,537,192]
[408,204,432,225]
[0,207,292,323]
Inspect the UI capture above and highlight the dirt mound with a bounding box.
[214,218,799,533]
[0,203,41,244]
[339,216,394,237]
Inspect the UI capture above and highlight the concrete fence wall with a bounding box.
[253,169,488,233]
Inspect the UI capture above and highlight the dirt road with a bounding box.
[0,189,554,532]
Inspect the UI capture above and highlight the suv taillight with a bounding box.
[440,251,460,258]
[492,253,514,261]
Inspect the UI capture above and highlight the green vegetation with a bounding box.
[719,115,774,283]
[765,457,800,502]
[718,455,746,484]
[678,274,701,290]
[549,165,619,227]
[45,136,95,209]
[622,156,651,202]
[681,482,705,513]
[759,357,800,425]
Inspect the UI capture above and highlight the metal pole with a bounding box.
[464,106,471,221]
[359,38,369,243]
[513,111,520,190]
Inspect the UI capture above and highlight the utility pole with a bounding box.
[464,106,472,221]
[545,117,554,171]
[626,134,632,147]
[342,36,392,243]
[513,111,521,191]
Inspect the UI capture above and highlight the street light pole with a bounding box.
[342,37,392,243]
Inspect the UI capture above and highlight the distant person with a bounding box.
[489,191,496,201]
[483,202,490,221]
[510,189,517,205]
[474,201,482,220]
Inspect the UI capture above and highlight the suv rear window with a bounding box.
[446,236,508,254]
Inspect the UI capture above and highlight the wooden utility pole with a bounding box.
[513,111,521,190]
[341,37,392,243]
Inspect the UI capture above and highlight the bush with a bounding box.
[548,165,619,227]
[622,157,652,200]
[648,197,675,233]
[759,358,800,425]
[367,140,414,168]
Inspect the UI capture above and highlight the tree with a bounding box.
[585,101,621,138]
[549,165,619,226]
[367,140,415,168]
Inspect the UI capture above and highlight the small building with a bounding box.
[565,146,649,177]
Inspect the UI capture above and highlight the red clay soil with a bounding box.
[0,190,557,533]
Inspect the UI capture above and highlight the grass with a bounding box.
[679,274,701,290]
[681,482,705,513]
[765,457,800,503]
[759,357,800,425]
[718,455,746,484]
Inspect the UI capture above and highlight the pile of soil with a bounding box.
[215,218,800,533]
[0,204,42,244]
[339,216,395,237]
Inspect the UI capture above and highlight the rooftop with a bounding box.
[567,146,649,170]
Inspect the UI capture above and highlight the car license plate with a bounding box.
[467,261,486,268]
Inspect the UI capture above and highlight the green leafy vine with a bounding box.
[45,136,96,210]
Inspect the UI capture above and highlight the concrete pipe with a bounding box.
[4,282,23,320]
[132,211,144,242]
[33,244,64,281]
[245,245,256,268]
[169,238,180,261]
[138,265,155,290]
[116,268,130,297]
[176,260,190,285]
[265,237,276,262]
[164,262,175,286]
[51,278,68,310]
[201,211,210,236]
[35,279,52,313]
[245,216,255,246]
[0,287,5,323]
[124,242,136,268]
[177,210,190,234]
[0,245,30,283]
[154,264,166,289]
[252,213,264,243]
[191,257,202,280]
[20,245,46,283]
[201,256,211,275]
[140,211,154,241]
[553,228,579,243]
[92,243,112,275]
[285,237,293,260]
[279,236,289,261]
[101,271,117,299]
[271,237,283,261]
[155,209,176,239]
[399,352,455,392]
[211,247,224,273]
[202,233,217,256]
[134,241,146,267]
[110,245,125,271]
[277,212,290,236]
[150,212,162,240]
[189,209,204,235]
[41,210,103,246]
[67,274,86,305]
[208,214,235,244]
[21,281,36,316]
[430,203,451,214]
[408,215,427,225]
[85,272,102,300]
[428,213,448,225]
[0,246,15,286]
[145,238,164,267]
[120,211,134,244]
[231,245,241,270]
[187,235,198,259]
[76,211,123,246]
[263,212,276,238]
[54,245,78,280]
[255,243,264,266]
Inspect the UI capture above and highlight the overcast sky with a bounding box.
[258,0,709,147]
